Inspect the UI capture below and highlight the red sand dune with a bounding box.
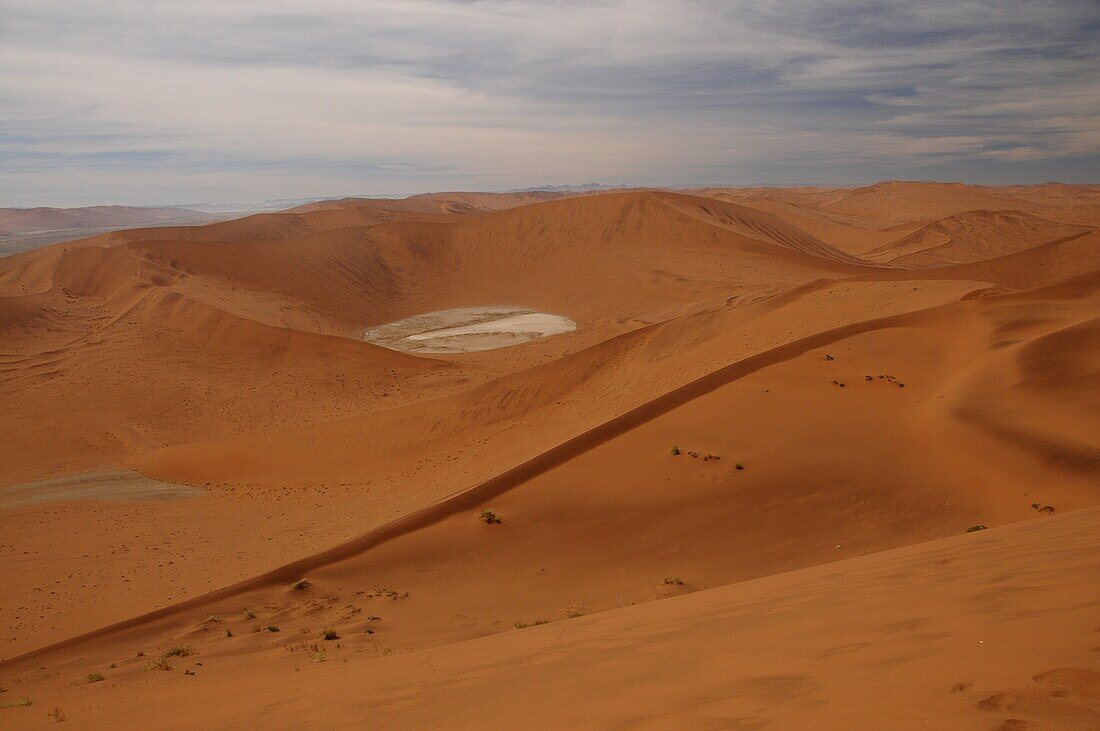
[1,183,1098,728]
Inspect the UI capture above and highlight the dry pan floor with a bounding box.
[363,306,576,353]
[0,471,200,508]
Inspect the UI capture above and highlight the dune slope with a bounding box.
[1,183,1098,728]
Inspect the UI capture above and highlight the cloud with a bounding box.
[0,0,1097,205]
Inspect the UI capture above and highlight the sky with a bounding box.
[1,0,1098,207]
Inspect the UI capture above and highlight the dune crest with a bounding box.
[1,183,1098,728]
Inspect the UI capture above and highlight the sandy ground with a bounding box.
[1,184,1098,728]
[364,306,576,353]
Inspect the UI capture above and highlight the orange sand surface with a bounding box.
[1,183,1098,728]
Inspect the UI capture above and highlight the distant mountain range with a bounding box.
[506,183,631,193]
[0,205,224,256]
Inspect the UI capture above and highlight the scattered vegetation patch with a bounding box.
[966,525,988,533]
[225,629,233,638]
[320,628,340,641]
[358,587,408,600]
[479,509,502,525]
[264,625,281,633]
[48,707,65,723]
[670,446,681,456]
[663,577,685,586]
[144,658,173,672]
[512,620,550,630]
[1030,502,1055,513]
[162,645,194,658]
[242,609,256,620]
[200,615,220,624]
[735,463,744,471]
[285,641,323,653]
[85,672,105,684]
[290,579,311,591]
[0,697,33,708]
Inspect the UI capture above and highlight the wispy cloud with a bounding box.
[1,0,1097,205]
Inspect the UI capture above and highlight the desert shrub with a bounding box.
[85,672,105,683]
[663,577,685,586]
[479,509,502,525]
[735,463,744,470]
[162,646,193,658]
[966,525,987,533]
[320,628,340,641]
[290,579,310,591]
[670,446,681,456]
[264,625,281,633]
[144,658,173,672]
[0,697,33,708]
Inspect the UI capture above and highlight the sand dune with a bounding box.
[1,183,1098,728]
[863,210,1090,267]
[820,181,1043,224]
[8,506,1096,729]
